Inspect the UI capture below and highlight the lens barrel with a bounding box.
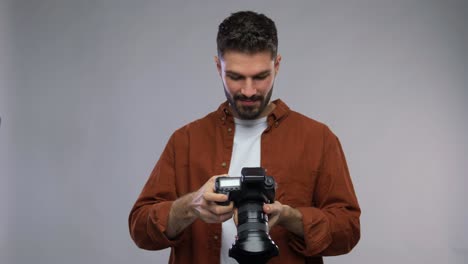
[229,202,279,264]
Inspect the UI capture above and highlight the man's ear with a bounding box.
[274,54,282,74]
[215,56,222,76]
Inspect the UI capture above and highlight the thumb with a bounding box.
[233,208,238,226]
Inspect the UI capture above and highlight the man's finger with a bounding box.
[202,210,233,223]
[264,201,281,214]
[209,202,234,215]
[204,192,228,202]
[218,211,234,222]
[263,204,276,214]
[233,208,238,226]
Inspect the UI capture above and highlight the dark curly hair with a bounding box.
[217,11,278,59]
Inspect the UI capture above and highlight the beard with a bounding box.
[224,85,274,120]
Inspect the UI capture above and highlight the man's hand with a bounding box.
[189,175,235,223]
[233,200,304,238]
[165,175,234,239]
[264,201,304,237]
[263,201,284,229]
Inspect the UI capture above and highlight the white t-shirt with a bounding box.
[220,117,268,264]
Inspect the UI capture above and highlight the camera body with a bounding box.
[215,167,279,264]
[215,167,276,207]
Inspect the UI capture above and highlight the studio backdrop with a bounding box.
[0,1,467,264]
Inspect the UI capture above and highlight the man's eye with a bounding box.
[229,75,242,80]
[254,75,268,80]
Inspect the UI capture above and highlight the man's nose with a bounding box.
[241,79,256,97]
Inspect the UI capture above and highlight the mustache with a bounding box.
[233,94,263,101]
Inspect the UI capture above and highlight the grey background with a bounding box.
[1,0,467,263]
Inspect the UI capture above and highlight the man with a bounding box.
[129,11,360,264]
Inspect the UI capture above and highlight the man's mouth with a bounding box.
[238,99,259,106]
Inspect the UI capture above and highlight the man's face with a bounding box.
[216,51,281,120]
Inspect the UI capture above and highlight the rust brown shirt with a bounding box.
[129,99,360,264]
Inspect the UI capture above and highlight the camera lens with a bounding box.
[229,202,279,264]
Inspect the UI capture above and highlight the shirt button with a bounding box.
[221,162,227,168]
[221,117,225,121]
[275,121,279,127]
[214,235,219,240]
[227,127,232,132]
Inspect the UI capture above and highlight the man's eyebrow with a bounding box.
[254,70,271,77]
[225,70,271,77]
[225,70,243,76]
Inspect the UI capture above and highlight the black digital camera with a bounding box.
[215,167,279,264]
